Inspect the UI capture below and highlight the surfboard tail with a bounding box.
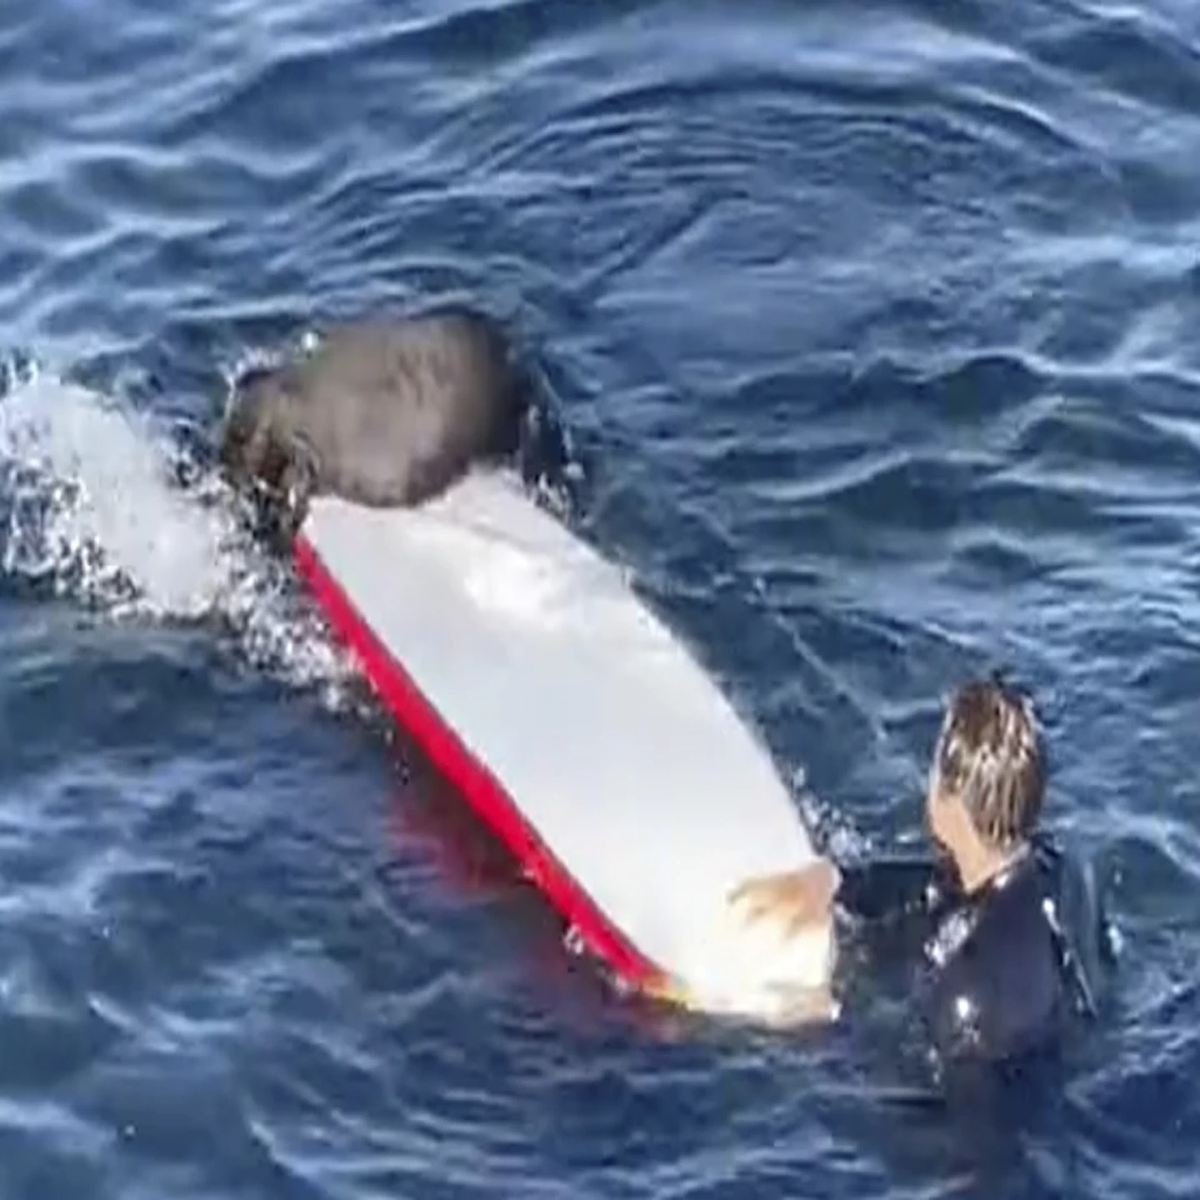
[638,970,695,1008]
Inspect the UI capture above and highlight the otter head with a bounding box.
[220,366,281,478]
[219,363,315,549]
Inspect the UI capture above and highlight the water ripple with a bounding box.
[0,0,1199,1197]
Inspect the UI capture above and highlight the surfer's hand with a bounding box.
[727,858,841,936]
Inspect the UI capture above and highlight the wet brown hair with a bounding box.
[931,676,1045,848]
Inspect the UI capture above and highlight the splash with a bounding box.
[789,761,872,862]
[0,359,363,709]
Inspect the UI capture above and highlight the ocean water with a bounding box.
[0,0,1198,1196]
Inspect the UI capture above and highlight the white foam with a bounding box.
[0,362,359,706]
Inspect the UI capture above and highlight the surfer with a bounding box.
[729,675,1116,1065]
[218,307,567,546]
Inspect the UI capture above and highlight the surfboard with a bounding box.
[292,467,836,1022]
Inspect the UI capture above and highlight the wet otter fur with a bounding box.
[218,308,560,545]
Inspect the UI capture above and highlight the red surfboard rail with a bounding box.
[292,531,670,996]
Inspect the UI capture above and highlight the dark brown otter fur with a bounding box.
[219,308,533,541]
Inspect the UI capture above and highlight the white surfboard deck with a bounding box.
[293,467,835,1021]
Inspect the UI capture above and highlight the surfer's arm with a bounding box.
[726,855,948,939]
[832,856,947,925]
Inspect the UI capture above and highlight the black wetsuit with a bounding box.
[832,835,1115,1066]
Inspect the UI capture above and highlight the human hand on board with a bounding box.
[726,857,841,939]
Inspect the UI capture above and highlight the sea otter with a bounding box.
[219,308,561,544]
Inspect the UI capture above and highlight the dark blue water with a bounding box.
[0,0,1198,1195]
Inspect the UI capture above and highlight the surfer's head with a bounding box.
[924,676,1045,875]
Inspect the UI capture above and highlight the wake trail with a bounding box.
[0,357,362,711]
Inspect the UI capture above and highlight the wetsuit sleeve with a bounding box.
[834,856,947,924]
